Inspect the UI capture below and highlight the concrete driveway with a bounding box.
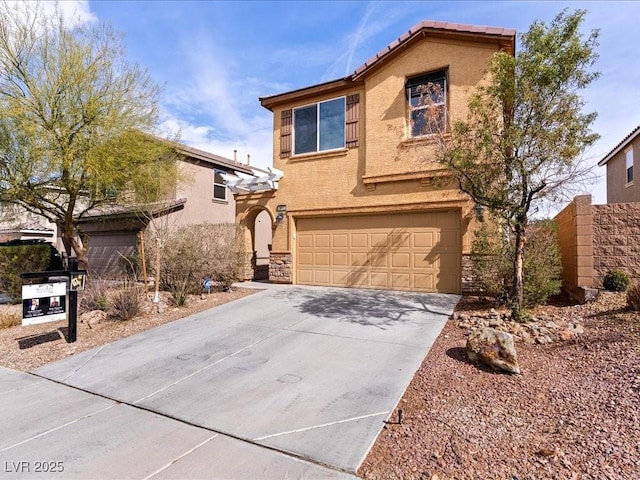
[2,284,459,479]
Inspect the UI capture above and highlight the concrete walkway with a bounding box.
[1,284,459,479]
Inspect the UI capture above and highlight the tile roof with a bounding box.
[598,125,640,166]
[352,20,516,78]
[260,20,516,108]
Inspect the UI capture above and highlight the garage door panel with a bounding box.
[392,273,410,289]
[414,273,435,291]
[332,252,349,266]
[299,252,313,266]
[413,232,435,248]
[296,212,461,293]
[413,253,436,269]
[314,270,331,285]
[348,271,369,288]
[351,252,369,266]
[391,253,410,268]
[350,233,368,248]
[315,234,330,248]
[298,234,314,248]
[370,253,387,267]
[370,272,390,288]
[370,233,388,247]
[297,269,314,283]
[332,234,348,248]
[314,252,329,266]
[389,232,410,248]
[332,270,349,286]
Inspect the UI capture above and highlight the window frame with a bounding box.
[406,70,448,138]
[625,147,634,185]
[292,96,346,155]
[213,169,227,201]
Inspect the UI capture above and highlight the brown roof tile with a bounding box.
[352,20,516,78]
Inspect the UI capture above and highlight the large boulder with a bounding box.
[466,327,520,374]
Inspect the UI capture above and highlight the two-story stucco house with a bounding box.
[235,21,516,294]
[0,142,254,278]
[598,125,640,203]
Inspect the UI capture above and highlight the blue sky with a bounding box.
[65,1,640,206]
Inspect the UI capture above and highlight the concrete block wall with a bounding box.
[593,203,640,285]
[555,194,640,302]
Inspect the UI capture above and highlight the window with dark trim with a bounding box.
[293,97,346,155]
[213,169,226,201]
[626,148,634,184]
[406,70,447,137]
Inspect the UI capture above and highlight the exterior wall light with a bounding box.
[276,204,287,225]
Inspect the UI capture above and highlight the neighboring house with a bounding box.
[80,143,254,277]
[0,204,56,242]
[234,21,515,294]
[0,143,254,278]
[598,125,640,203]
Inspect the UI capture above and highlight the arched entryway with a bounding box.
[240,206,274,281]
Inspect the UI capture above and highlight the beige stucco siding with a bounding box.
[606,140,640,203]
[364,38,496,177]
[171,160,236,227]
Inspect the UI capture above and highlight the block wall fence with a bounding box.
[555,195,640,302]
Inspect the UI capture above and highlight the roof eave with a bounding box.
[598,125,640,166]
[176,144,253,174]
[259,77,355,111]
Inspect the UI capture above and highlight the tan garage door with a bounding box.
[296,211,461,293]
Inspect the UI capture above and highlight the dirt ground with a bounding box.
[359,292,640,480]
[0,287,255,372]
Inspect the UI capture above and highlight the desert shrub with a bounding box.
[79,277,111,313]
[626,283,640,311]
[471,219,562,309]
[146,223,246,301]
[0,310,21,329]
[0,244,52,302]
[108,279,142,321]
[603,269,630,292]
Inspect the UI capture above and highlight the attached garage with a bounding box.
[295,211,461,293]
[86,231,139,279]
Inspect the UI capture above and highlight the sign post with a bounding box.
[20,262,86,343]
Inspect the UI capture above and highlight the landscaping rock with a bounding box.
[466,327,520,374]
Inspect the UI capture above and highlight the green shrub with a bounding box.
[603,269,630,292]
[147,223,246,299]
[626,283,640,311]
[470,219,562,309]
[0,245,52,302]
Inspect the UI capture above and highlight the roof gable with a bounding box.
[260,20,515,110]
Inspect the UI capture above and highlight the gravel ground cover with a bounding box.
[359,292,640,480]
[0,288,255,372]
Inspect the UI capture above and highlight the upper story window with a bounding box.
[626,147,634,184]
[293,97,345,155]
[406,70,447,137]
[213,169,226,201]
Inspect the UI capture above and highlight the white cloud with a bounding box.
[3,0,96,27]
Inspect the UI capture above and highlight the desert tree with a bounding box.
[429,9,599,318]
[0,1,177,269]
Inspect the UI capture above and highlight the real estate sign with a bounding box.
[22,282,67,326]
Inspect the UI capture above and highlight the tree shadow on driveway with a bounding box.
[272,287,460,330]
